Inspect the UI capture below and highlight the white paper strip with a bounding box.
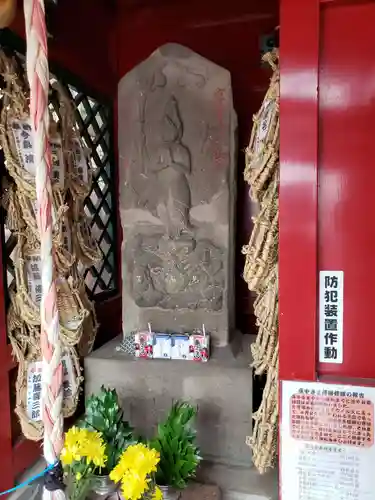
[319,270,344,364]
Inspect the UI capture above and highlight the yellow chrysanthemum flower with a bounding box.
[61,426,107,470]
[80,430,107,468]
[61,445,80,466]
[110,463,125,485]
[112,443,160,483]
[64,427,80,447]
[153,485,163,500]
[120,469,150,500]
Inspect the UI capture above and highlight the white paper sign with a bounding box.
[27,354,76,421]
[26,362,42,422]
[61,354,77,399]
[25,255,42,305]
[72,138,88,183]
[254,100,273,154]
[319,270,344,364]
[50,139,65,189]
[61,219,72,253]
[11,120,65,189]
[281,380,375,500]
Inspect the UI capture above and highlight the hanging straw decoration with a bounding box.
[0,1,99,448]
[0,2,100,496]
[23,0,67,498]
[0,46,98,439]
[242,49,279,474]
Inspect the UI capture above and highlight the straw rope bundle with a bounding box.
[242,49,279,473]
[0,38,98,443]
[8,292,82,441]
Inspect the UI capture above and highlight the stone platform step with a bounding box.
[196,462,278,500]
[85,334,254,467]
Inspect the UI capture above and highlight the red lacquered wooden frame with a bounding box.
[280,0,375,497]
[279,0,320,383]
[279,0,320,498]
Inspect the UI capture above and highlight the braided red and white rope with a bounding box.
[23,2,66,499]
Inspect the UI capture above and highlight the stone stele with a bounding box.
[118,43,237,347]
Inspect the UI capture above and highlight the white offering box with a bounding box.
[134,332,153,359]
[153,333,172,359]
[170,334,190,360]
[188,334,210,362]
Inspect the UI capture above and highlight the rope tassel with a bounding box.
[23,1,66,498]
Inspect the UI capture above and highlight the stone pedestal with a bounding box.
[85,335,253,467]
[118,43,237,347]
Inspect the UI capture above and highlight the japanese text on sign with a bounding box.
[27,354,76,421]
[291,391,373,447]
[281,381,375,500]
[26,255,42,306]
[73,139,88,183]
[319,271,344,364]
[27,362,42,422]
[11,120,65,189]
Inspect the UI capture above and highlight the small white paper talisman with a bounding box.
[153,334,171,359]
[27,361,42,422]
[61,219,72,253]
[73,138,89,183]
[25,254,42,305]
[254,100,274,154]
[27,354,76,421]
[61,353,77,400]
[171,335,190,360]
[11,119,65,189]
[50,138,65,189]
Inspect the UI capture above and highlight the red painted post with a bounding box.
[279,0,320,383]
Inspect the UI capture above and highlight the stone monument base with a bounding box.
[85,333,254,467]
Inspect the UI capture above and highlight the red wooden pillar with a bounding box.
[280,0,375,497]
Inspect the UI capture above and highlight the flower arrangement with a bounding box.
[61,426,107,500]
[82,386,136,473]
[150,401,201,489]
[110,443,162,500]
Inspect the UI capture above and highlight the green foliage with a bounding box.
[82,386,136,472]
[150,401,202,489]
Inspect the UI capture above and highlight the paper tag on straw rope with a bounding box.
[254,100,273,154]
[11,119,65,189]
[27,355,77,422]
[25,254,42,305]
[61,219,72,253]
[61,353,77,399]
[26,361,42,422]
[50,138,65,189]
[11,120,34,182]
[72,138,89,183]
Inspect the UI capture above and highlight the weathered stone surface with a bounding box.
[118,43,237,346]
[85,335,253,467]
[180,483,221,500]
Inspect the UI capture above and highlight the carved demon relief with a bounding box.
[125,233,224,311]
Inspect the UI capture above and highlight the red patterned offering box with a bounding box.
[188,334,210,362]
[134,332,153,359]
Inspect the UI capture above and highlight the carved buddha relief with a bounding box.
[119,44,237,343]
